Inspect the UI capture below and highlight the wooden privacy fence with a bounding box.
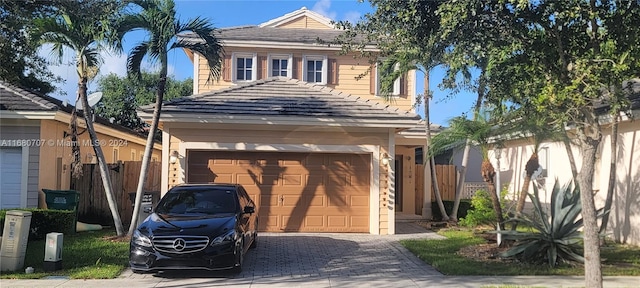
[70,161,161,226]
[414,164,458,215]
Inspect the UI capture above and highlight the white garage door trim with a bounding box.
[175,142,384,235]
[0,146,29,208]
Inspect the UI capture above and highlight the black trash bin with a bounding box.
[128,191,160,228]
[43,189,80,233]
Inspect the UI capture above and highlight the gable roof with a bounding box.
[139,77,420,128]
[0,79,69,112]
[207,26,349,44]
[0,79,149,137]
[258,7,334,28]
[178,7,371,49]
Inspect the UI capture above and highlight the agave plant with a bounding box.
[498,180,586,267]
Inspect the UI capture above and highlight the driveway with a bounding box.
[3,222,640,287]
[121,221,445,287]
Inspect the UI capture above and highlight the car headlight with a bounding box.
[133,230,152,247]
[211,229,237,245]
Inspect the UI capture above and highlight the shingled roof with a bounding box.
[140,77,420,127]
[0,79,68,112]
[0,79,149,137]
[178,26,368,47]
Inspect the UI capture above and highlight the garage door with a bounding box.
[0,147,23,209]
[187,151,370,232]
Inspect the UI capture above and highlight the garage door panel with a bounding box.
[260,174,280,185]
[187,151,370,232]
[282,174,302,186]
[305,216,324,227]
[236,174,256,185]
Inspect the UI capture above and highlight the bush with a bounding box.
[431,200,472,221]
[0,209,75,240]
[459,189,508,228]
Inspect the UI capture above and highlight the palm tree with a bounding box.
[121,0,223,235]
[429,110,506,230]
[35,1,126,236]
[511,113,565,218]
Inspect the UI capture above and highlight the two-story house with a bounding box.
[139,7,430,235]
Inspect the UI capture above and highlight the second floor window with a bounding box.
[233,53,257,82]
[303,55,327,84]
[375,62,401,96]
[271,58,288,76]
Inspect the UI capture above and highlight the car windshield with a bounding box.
[155,187,237,215]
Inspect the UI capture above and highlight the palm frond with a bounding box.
[127,42,150,79]
[172,17,223,82]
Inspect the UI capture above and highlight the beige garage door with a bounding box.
[187,151,370,232]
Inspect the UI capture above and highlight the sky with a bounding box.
[44,0,477,126]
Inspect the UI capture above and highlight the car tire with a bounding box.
[249,232,257,249]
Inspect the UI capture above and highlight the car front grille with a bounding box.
[152,235,210,254]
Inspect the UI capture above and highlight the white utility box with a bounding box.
[43,232,63,271]
[0,210,32,272]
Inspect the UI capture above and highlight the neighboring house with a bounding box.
[0,79,161,210]
[491,81,640,245]
[141,7,431,235]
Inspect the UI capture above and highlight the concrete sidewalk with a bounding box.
[2,274,639,287]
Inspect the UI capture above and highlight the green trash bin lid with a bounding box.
[43,189,80,210]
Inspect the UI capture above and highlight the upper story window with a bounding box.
[233,52,257,82]
[303,55,327,84]
[375,62,401,96]
[268,54,292,77]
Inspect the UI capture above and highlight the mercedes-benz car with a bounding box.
[129,183,258,273]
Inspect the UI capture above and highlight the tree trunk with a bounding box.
[128,55,168,235]
[450,140,470,221]
[424,71,448,220]
[516,153,538,216]
[600,116,619,234]
[78,78,125,236]
[576,123,603,288]
[563,135,579,179]
[481,159,504,231]
[450,69,485,221]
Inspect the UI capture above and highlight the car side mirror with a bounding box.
[243,206,255,214]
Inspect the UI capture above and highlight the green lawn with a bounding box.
[0,229,129,279]
[401,229,640,276]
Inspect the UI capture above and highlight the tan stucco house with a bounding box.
[0,79,161,210]
[490,80,640,245]
[140,8,432,235]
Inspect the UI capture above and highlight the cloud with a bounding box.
[342,11,362,24]
[312,0,337,20]
[39,44,177,103]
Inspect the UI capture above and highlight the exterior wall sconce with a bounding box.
[169,150,179,164]
[381,153,392,166]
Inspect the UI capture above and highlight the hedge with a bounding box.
[0,209,75,240]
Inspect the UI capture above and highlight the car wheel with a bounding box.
[249,232,257,249]
[231,244,244,274]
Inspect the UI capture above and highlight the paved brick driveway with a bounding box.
[122,222,445,287]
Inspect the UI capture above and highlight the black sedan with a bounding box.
[129,183,258,273]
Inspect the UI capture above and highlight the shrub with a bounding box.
[459,189,508,228]
[431,200,472,221]
[0,209,75,240]
[497,180,586,267]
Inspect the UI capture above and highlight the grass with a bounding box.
[401,228,640,276]
[0,229,129,279]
